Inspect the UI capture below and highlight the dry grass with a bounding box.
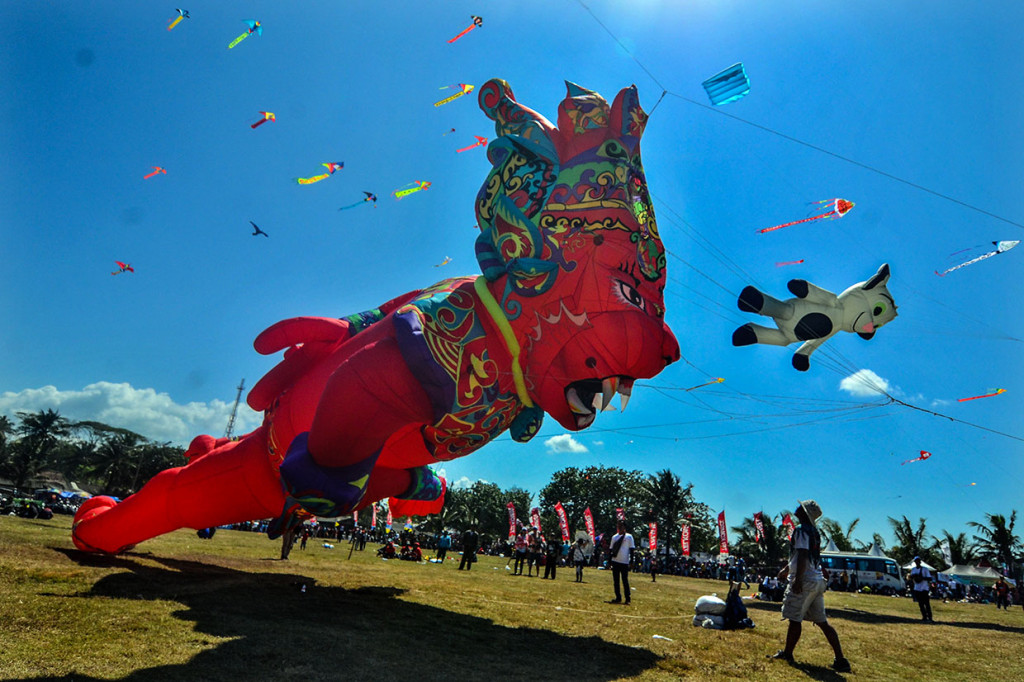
[2,515,1023,681]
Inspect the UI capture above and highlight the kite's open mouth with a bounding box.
[564,376,634,429]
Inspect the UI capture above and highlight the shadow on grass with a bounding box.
[746,598,1024,635]
[33,548,658,682]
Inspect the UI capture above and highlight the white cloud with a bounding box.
[450,476,487,489]
[0,382,262,445]
[838,370,892,397]
[592,440,604,447]
[544,434,589,454]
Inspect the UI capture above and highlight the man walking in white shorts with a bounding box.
[770,499,851,673]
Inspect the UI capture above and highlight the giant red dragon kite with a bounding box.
[72,79,680,554]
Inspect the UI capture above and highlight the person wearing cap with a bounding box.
[909,556,934,621]
[770,499,851,673]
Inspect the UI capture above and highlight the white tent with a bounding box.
[824,538,840,553]
[940,564,1015,587]
[866,542,886,557]
[902,559,938,572]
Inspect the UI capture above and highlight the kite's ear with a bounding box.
[862,263,891,290]
[478,79,558,161]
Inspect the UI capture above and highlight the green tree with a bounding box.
[818,517,861,552]
[1,409,71,490]
[888,516,935,566]
[639,469,689,551]
[538,465,648,539]
[730,512,790,568]
[968,511,1022,579]
[931,530,978,568]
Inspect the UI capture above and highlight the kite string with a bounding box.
[574,0,1024,230]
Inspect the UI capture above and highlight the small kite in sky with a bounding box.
[775,259,805,267]
[443,128,456,136]
[296,162,343,185]
[250,221,268,237]
[901,450,932,465]
[251,111,275,129]
[685,377,724,392]
[228,20,261,49]
[339,191,377,210]
[447,16,482,43]
[111,261,134,275]
[435,84,474,107]
[434,256,452,267]
[393,181,430,199]
[702,63,750,106]
[758,198,854,234]
[143,166,166,179]
[167,9,189,31]
[935,241,1019,277]
[456,135,488,153]
[957,388,1006,402]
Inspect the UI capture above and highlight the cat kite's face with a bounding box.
[474,79,679,430]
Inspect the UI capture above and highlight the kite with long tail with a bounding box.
[251,111,275,129]
[685,377,724,392]
[296,162,343,185]
[111,261,134,275]
[143,167,166,179]
[434,256,452,267]
[759,198,854,234]
[167,9,189,31]
[456,135,488,153]
[435,84,474,107]
[935,241,1019,277]
[339,191,377,210]
[958,388,1006,402]
[901,450,932,465]
[775,259,804,267]
[393,181,430,199]
[447,16,482,43]
[229,20,261,49]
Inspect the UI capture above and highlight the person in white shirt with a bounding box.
[909,556,934,621]
[607,520,635,605]
[770,499,850,673]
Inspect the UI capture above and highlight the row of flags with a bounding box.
[361,500,798,558]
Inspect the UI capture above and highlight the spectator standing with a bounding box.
[608,520,635,605]
[769,499,850,673]
[909,556,934,622]
[543,538,560,579]
[572,538,588,583]
[994,576,1011,610]
[436,530,451,563]
[458,526,479,571]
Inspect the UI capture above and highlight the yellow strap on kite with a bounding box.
[474,276,534,408]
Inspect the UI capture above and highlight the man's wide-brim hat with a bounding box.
[797,499,823,525]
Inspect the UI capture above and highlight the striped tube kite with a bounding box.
[935,241,1019,277]
[71,78,679,556]
[228,20,262,49]
[759,198,854,234]
[296,162,343,185]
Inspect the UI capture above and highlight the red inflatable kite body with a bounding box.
[73,79,680,554]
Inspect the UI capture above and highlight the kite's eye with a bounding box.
[873,302,887,317]
[617,281,647,312]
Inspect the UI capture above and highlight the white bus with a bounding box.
[820,551,906,593]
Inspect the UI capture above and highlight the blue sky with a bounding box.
[2,1,1021,548]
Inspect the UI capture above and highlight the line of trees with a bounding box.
[0,409,185,499]
[3,408,1020,580]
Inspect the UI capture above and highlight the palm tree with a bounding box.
[888,516,934,565]
[818,516,861,552]
[968,511,1022,579]
[640,469,689,550]
[729,512,788,569]
[0,409,71,490]
[931,530,978,567]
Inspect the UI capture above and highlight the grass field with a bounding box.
[2,516,1022,681]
